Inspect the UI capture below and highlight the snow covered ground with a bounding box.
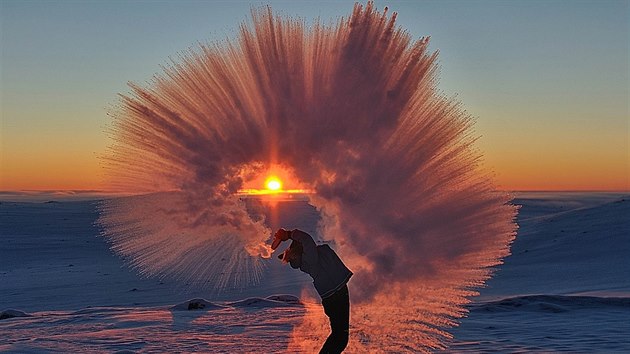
[1,192,629,352]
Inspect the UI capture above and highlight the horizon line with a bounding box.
[1,188,630,194]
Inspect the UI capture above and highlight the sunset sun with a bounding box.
[236,168,312,197]
[265,176,282,191]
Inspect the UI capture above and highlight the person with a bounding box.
[271,228,353,354]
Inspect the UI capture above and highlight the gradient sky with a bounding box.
[1,0,628,191]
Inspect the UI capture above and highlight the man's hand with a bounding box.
[271,228,290,250]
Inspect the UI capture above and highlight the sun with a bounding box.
[265,176,282,191]
[237,168,312,196]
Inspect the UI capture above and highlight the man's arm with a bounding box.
[289,229,318,269]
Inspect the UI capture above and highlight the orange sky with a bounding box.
[2,147,627,191]
[1,145,103,191]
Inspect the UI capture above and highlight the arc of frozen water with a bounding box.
[98,2,518,350]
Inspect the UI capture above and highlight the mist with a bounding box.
[98,2,518,350]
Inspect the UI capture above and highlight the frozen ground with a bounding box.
[1,192,629,352]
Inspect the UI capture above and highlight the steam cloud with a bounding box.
[98,2,518,350]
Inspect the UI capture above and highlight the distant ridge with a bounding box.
[472,294,630,313]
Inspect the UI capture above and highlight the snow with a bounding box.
[0,200,314,312]
[447,192,630,352]
[228,295,303,308]
[479,193,630,298]
[170,299,226,311]
[1,192,629,352]
[0,305,308,353]
[0,309,31,320]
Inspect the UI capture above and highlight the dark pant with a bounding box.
[319,284,350,354]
